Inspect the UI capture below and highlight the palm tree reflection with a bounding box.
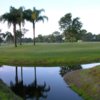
[0,65,2,67]
[60,64,82,76]
[10,66,50,100]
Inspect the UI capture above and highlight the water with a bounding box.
[0,65,83,100]
[82,62,100,69]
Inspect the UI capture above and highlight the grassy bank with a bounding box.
[0,80,22,100]
[64,66,100,100]
[0,42,100,66]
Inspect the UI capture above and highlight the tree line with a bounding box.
[35,13,100,43]
[0,8,100,46]
[0,6,48,47]
[59,13,100,42]
[35,31,100,43]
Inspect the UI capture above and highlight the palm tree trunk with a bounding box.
[19,24,22,45]
[13,23,17,47]
[33,22,35,45]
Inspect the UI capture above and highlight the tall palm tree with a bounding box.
[24,7,48,45]
[0,6,21,47]
[17,7,25,45]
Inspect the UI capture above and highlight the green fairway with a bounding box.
[0,42,100,66]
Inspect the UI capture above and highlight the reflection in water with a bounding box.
[0,65,83,100]
[60,65,82,76]
[10,67,50,100]
[0,63,99,100]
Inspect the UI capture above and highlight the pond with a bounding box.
[0,65,84,100]
[0,63,99,100]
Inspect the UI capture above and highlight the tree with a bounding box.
[95,34,100,41]
[16,30,24,44]
[5,31,13,43]
[59,13,72,31]
[36,34,44,42]
[52,31,60,36]
[59,13,82,42]
[0,37,3,46]
[79,29,87,40]
[0,6,22,47]
[17,7,25,45]
[0,33,5,45]
[82,32,94,41]
[52,31,63,42]
[35,32,63,43]
[24,7,48,45]
[22,28,29,35]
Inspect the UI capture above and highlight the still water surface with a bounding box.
[1,63,98,100]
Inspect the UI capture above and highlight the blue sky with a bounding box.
[0,0,100,37]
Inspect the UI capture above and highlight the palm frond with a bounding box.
[37,16,48,23]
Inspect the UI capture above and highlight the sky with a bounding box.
[0,0,100,38]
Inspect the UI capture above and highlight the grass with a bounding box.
[64,66,100,100]
[0,42,100,100]
[0,80,22,100]
[0,42,100,66]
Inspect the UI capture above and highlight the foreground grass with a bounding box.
[64,66,100,100]
[0,80,22,100]
[0,42,100,66]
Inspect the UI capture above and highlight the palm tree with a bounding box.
[17,7,25,45]
[24,7,48,45]
[0,6,21,47]
[0,33,5,45]
[16,30,24,44]
[5,31,13,43]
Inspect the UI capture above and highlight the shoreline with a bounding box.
[64,66,100,100]
[0,80,22,100]
[0,43,100,66]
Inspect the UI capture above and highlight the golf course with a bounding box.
[0,0,100,99]
[0,42,100,100]
[0,42,100,66]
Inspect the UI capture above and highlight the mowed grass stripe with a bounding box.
[0,42,100,66]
